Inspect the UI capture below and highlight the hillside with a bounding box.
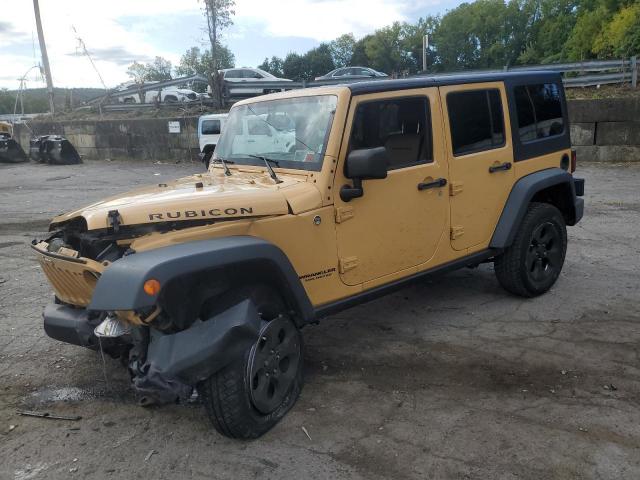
[0,87,106,114]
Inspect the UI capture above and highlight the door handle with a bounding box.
[417,178,447,191]
[489,162,512,173]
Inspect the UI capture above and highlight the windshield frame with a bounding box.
[214,94,338,173]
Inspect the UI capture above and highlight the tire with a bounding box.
[197,286,304,439]
[494,202,567,298]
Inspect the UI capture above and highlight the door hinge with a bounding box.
[339,256,359,273]
[335,206,354,224]
[450,226,465,240]
[449,182,464,196]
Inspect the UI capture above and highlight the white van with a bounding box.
[198,113,228,168]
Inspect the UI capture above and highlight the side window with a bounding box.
[350,97,432,169]
[201,120,221,135]
[225,70,240,79]
[514,83,564,142]
[447,89,505,156]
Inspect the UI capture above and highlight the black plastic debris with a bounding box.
[0,133,28,163]
[29,135,82,165]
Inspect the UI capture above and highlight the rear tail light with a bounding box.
[570,149,577,173]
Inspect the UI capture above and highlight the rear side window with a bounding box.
[447,89,505,156]
[201,119,221,135]
[350,97,432,170]
[514,83,564,142]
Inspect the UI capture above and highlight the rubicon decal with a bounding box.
[148,207,253,221]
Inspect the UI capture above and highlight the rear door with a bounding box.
[439,83,515,251]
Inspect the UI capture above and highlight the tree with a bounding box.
[126,57,173,82]
[564,7,609,60]
[175,45,235,77]
[364,23,413,75]
[283,52,307,81]
[329,33,356,67]
[304,43,335,79]
[593,3,640,58]
[202,0,235,106]
[400,17,439,73]
[258,56,284,77]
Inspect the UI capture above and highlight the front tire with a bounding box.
[198,288,303,439]
[494,202,567,297]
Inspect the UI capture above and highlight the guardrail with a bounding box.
[506,57,637,88]
[92,56,638,112]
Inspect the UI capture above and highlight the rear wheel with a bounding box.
[494,202,567,297]
[198,287,303,439]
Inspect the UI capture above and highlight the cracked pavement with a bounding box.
[0,160,639,479]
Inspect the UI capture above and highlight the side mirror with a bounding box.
[341,147,388,202]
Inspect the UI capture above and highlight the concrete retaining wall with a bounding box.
[568,98,640,162]
[13,117,200,162]
[11,98,640,163]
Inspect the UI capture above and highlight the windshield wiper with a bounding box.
[247,155,283,184]
[212,156,233,176]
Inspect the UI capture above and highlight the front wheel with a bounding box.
[198,289,303,439]
[494,202,567,297]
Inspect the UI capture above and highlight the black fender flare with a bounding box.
[490,168,583,249]
[88,236,315,324]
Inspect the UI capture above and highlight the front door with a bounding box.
[439,83,515,251]
[334,89,448,286]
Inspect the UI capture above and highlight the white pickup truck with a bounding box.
[198,113,228,168]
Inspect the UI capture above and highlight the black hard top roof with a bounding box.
[347,70,563,95]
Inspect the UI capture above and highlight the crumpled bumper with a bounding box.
[43,299,262,404]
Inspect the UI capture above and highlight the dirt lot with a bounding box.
[0,160,639,480]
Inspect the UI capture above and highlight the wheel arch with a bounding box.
[490,168,580,249]
[88,236,315,326]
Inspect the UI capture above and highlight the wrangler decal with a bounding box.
[148,207,254,221]
[299,267,336,282]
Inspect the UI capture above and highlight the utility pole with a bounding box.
[422,34,429,73]
[33,0,55,114]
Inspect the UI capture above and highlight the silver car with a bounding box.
[220,68,292,95]
[314,66,388,81]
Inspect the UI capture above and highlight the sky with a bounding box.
[0,0,463,90]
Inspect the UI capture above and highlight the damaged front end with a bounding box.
[33,222,269,406]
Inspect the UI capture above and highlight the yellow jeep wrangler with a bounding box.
[33,71,584,438]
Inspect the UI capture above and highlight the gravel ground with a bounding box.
[0,160,639,480]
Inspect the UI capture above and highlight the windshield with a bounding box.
[214,95,337,171]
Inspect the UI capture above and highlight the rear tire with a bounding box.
[197,286,303,439]
[494,202,567,297]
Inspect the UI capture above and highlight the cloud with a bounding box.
[66,46,153,66]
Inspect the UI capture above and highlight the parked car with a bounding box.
[217,68,293,96]
[198,113,228,169]
[118,82,198,104]
[315,66,388,81]
[33,71,584,440]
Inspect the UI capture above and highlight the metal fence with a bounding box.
[91,56,637,112]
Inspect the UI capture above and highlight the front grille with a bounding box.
[33,242,104,307]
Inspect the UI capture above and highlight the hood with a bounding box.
[51,169,322,231]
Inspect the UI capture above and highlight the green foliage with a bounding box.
[175,45,235,77]
[329,34,357,68]
[258,56,284,77]
[253,0,638,79]
[126,57,173,82]
[594,3,640,58]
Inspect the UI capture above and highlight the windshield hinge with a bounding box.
[107,209,122,232]
[335,206,354,224]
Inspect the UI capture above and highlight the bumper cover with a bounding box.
[43,303,100,350]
